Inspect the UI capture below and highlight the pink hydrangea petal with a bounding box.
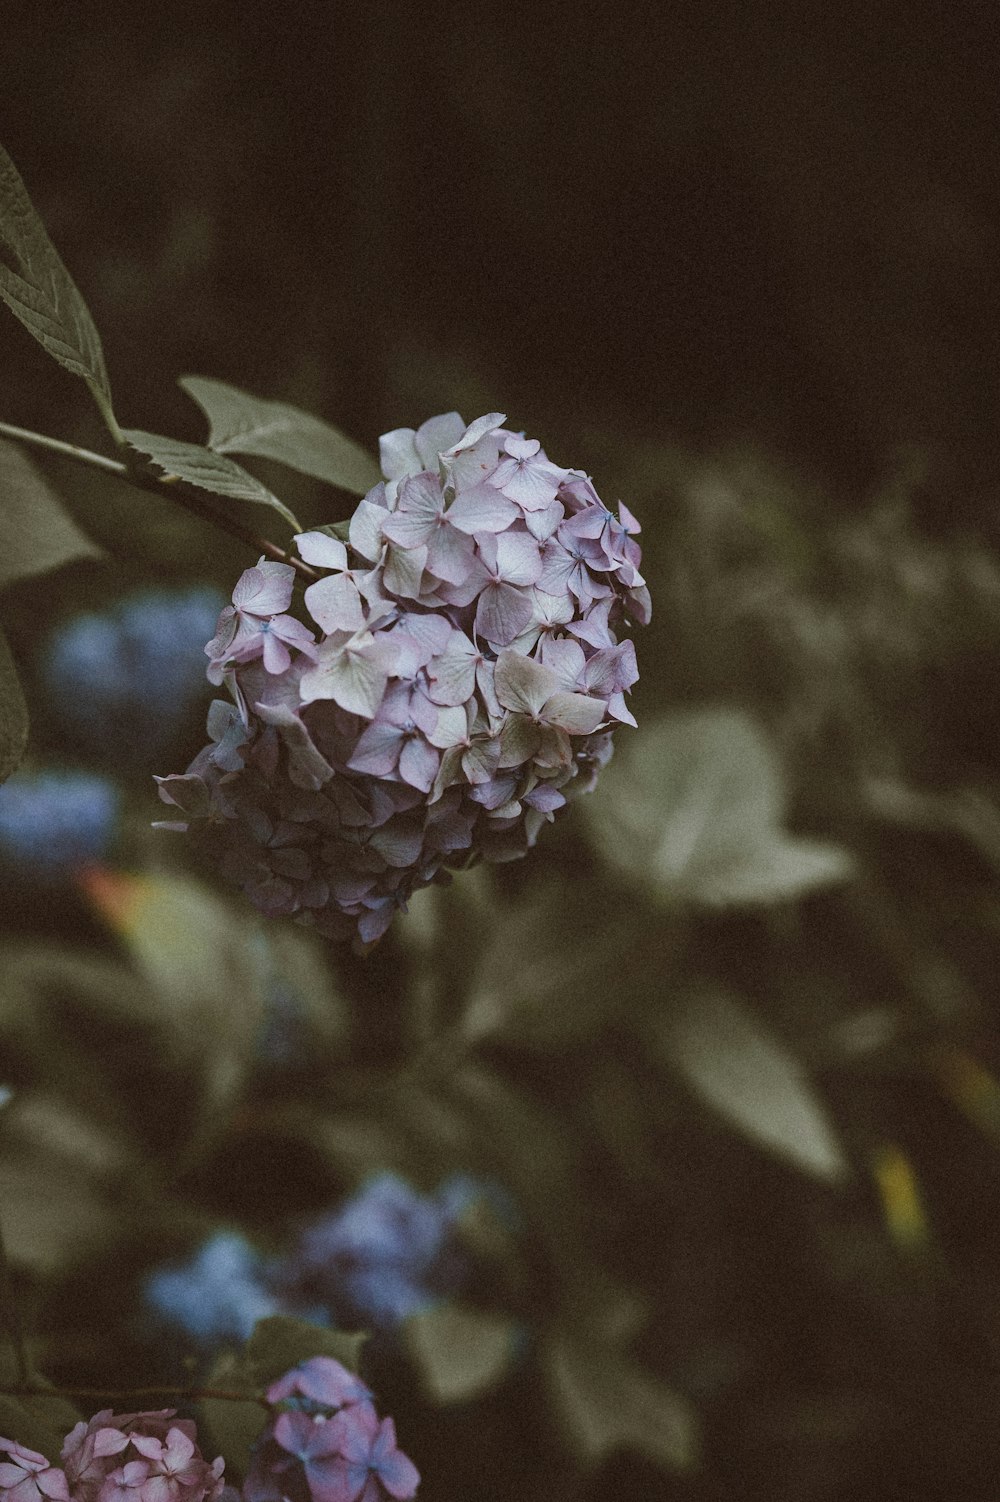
[231,561,295,617]
[474,583,534,647]
[445,484,517,535]
[295,532,349,571]
[414,411,465,469]
[398,736,440,793]
[305,574,366,634]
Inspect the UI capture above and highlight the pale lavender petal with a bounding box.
[379,427,422,481]
[538,636,586,687]
[305,573,366,633]
[608,690,638,727]
[426,632,478,705]
[255,703,334,789]
[618,499,641,533]
[398,736,439,793]
[261,632,292,675]
[380,509,434,548]
[349,489,390,562]
[426,524,476,584]
[474,583,534,647]
[414,411,466,469]
[383,543,427,600]
[446,484,518,535]
[369,820,424,865]
[425,704,469,749]
[542,691,606,735]
[295,532,349,571]
[495,530,544,586]
[346,720,404,775]
[442,412,506,456]
[300,644,389,718]
[493,650,560,716]
[462,737,501,783]
[232,561,295,616]
[523,497,565,540]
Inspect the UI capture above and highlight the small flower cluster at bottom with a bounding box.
[1,1411,224,1502]
[1,1358,418,1502]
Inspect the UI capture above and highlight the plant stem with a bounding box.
[0,1215,30,1387]
[0,420,319,583]
[0,1382,268,1406]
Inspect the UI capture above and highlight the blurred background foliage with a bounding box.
[3,3,1000,1498]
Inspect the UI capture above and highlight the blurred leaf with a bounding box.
[0,143,115,421]
[458,883,648,1050]
[122,430,301,531]
[180,376,381,495]
[655,988,849,1182]
[543,1329,697,1473]
[0,438,103,590]
[242,1315,366,1378]
[0,1353,81,1457]
[404,1302,518,1404]
[0,1092,131,1273]
[76,868,273,1141]
[202,1318,366,1475]
[586,706,854,906]
[0,628,28,785]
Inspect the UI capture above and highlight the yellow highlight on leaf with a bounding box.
[871,1142,928,1252]
[930,1045,1000,1141]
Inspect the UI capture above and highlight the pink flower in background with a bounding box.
[157,413,648,946]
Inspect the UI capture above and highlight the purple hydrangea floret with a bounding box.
[272,1173,478,1333]
[156,414,648,945]
[246,1391,418,1502]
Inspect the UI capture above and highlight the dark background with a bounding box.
[2,1,998,512]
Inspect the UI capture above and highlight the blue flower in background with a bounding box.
[42,586,225,765]
[274,1173,481,1331]
[0,768,119,877]
[145,1230,283,1345]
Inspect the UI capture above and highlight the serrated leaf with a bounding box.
[122,430,301,532]
[404,1303,518,1404]
[0,143,114,415]
[180,376,381,495]
[201,1317,366,1476]
[0,628,28,785]
[586,706,854,907]
[543,1330,696,1473]
[0,437,103,591]
[656,988,848,1182]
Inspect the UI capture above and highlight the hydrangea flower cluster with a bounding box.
[245,1357,418,1502]
[43,588,225,765]
[2,1364,418,1502]
[156,412,648,944]
[273,1173,479,1332]
[2,1411,224,1502]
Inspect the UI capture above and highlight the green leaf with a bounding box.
[179,376,381,495]
[403,1303,518,1404]
[202,1317,367,1476]
[0,628,28,785]
[122,430,301,532]
[0,144,115,423]
[0,437,103,591]
[0,1353,81,1456]
[242,1315,367,1379]
[586,706,854,907]
[654,987,849,1182]
[543,1330,697,1473]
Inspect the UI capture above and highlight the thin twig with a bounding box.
[0,1382,268,1407]
[0,419,320,583]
